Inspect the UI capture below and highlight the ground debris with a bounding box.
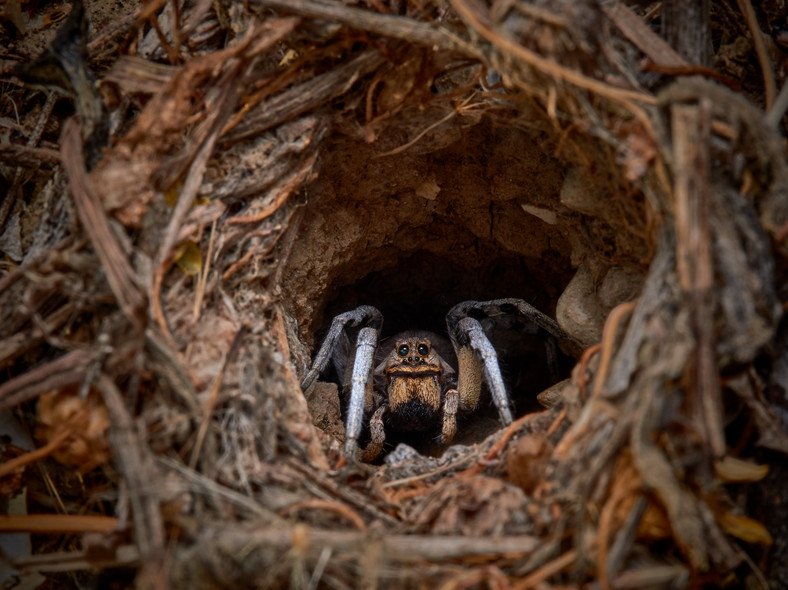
[1,0,788,588]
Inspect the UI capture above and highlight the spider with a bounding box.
[301,298,578,462]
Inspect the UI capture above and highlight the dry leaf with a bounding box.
[507,432,551,494]
[36,385,111,471]
[716,511,773,545]
[174,240,203,275]
[714,456,769,483]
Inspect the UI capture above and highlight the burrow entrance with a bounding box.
[284,114,575,333]
[282,108,639,454]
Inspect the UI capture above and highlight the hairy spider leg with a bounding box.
[454,298,584,396]
[446,298,581,427]
[450,298,557,332]
[441,388,459,444]
[300,305,383,392]
[299,305,383,461]
[455,345,483,410]
[449,298,582,356]
[345,325,379,460]
[452,316,513,425]
[361,404,387,462]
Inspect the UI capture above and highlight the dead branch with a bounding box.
[98,375,168,590]
[253,0,476,55]
[0,143,61,167]
[61,119,146,326]
[0,348,98,412]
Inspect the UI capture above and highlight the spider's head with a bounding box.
[380,334,451,431]
[393,337,434,367]
[376,332,454,377]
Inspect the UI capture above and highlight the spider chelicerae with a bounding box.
[301,299,579,462]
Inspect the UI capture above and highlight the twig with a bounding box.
[661,0,711,65]
[279,499,367,531]
[603,3,686,68]
[596,466,641,590]
[270,302,314,422]
[273,206,306,290]
[192,219,216,321]
[483,410,554,463]
[144,327,200,414]
[606,496,647,581]
[226,154,314,225]
[371,109,457,159]
[98,375,168,590]
[158,456,279,520]
[511,548,579,589]
[152,60,242,347]
[12,545,140,572]
[0,303,75,367]
[307,546,332,590]
[284,458,401,526]
[631,382,708,569]
[592,300,637,398]
[189,326,246,468]
[382,453,477,489]
[613,565,689,588]
[253,0,477,56]
[736,0,776,109]
[87,10,139,54]
[448,0,656,108]
[0,143,61,167]
[0,238,71,296]
[765,78,788,129]
[61,119,146,327]
[672,100,725,457]
[604,241,674,396]
[0,91,60,229]
[223,50,386,142]
[0,428,71,478]
[221,245,255,281]
[220,525,542,561]
[641,62,741,91]
[576,342,601,400]
[0,514,119,533]
[0,348,97,412]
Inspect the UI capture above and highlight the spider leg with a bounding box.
[448,298,566,340]
[360,404,387,462]
[299,306,383,462]
[449,298,582,356]
[345,324,380,460]
[441,388,460,444]
[446,298,579,427]
[300,305,383,391]
[450,316,513,425]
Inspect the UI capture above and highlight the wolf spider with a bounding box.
[301,299,576,462]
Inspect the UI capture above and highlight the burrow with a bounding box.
[281,104,648,448]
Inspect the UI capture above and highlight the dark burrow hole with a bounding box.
[312,250,576,458]
[286,114,584,458]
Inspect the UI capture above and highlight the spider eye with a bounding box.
[417,343,429,356]
[397,344,409,357]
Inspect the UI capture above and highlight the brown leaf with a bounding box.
[35,385,111,471]
[714,456,769,483]
[716,511,773,545]
[507,432,551,494]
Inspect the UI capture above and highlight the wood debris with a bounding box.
[1,0,788,588]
